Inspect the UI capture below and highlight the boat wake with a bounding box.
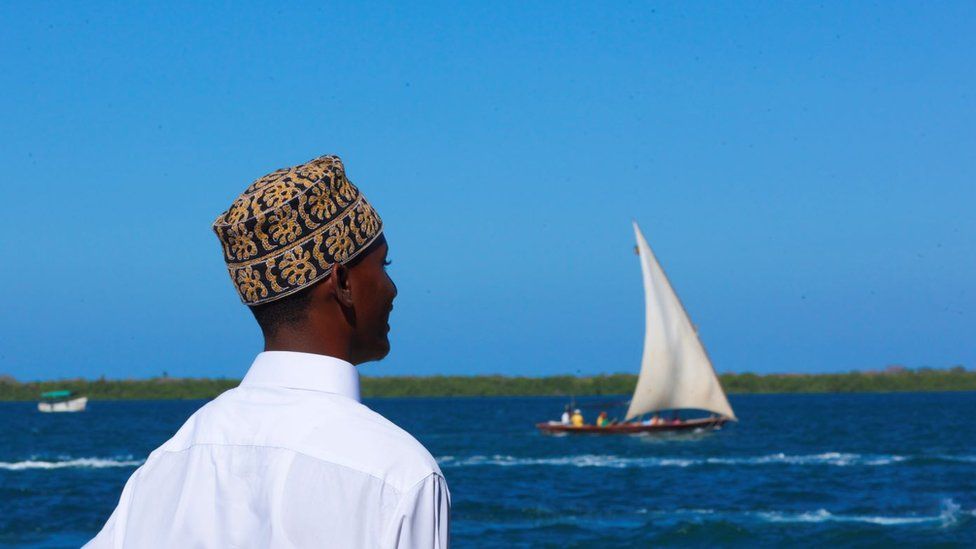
[0,457,144,471]
[437,452,976,469]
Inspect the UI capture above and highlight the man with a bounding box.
[560,405,571,425]
[87,155,450,548]
[596,411,609,427]
[571,409,584,427]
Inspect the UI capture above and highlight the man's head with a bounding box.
[248,235,396,363]
[212,155,393,364]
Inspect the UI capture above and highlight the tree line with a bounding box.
[0,367,972,401]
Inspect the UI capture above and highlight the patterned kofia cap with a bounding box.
[212,154,383,305]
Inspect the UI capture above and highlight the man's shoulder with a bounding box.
[303,391,442,492]
[317,398,443,488]
[160,385,441,493]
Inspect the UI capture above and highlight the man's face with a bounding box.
[348,240,397,363]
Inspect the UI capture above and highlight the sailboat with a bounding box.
[537,222,736,434]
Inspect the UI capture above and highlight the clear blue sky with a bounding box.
[1,2,973,380]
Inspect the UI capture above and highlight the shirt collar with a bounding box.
[240,351,361,402]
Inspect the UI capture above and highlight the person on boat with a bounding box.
[596,411,609,427]
[571,408,585,427]
[561,405,571,425]
[86,155,449,548]
[670,411,683,425]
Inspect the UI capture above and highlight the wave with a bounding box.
[0,457,144,471]
[465,500,974,534]
[437,452,976,469]
[678,499,976,528]
[707,452,906,466]
[756,508,935,526]
[438,454,696,468]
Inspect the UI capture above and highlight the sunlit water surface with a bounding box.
[1,393,974,547]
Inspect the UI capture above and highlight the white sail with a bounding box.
[625,223,736,421]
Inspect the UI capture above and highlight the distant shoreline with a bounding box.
[0,367,973,401]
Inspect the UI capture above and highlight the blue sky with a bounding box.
[1,2,973,380]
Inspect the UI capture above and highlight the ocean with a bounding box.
[2,392,974,547]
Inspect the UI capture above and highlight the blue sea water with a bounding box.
[1,392,975,547]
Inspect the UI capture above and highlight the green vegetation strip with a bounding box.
[0,368,973,401]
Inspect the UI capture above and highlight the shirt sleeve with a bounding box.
[384,473,451,549]
[83,462,141,549]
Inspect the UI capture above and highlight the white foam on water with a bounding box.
[639,499,972,529]
[705,452,908,467]
[757,508,935,526]
[0,457,144,471]
[435,451,971,469]
[437,454,696,468]
[756,499,969,528]
[437,451,976,469]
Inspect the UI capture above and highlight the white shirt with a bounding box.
[86,351,450,548]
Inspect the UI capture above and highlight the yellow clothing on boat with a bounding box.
[571,412,584,427]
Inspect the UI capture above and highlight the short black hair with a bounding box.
[248,234,386,336]
[248,283,316,336]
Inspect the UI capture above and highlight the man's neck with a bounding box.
[263,332,353,363]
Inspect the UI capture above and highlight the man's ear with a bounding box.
[330,263,354,308]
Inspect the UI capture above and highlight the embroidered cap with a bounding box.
[213,154,383,305]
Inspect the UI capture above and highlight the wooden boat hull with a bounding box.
[536,417,728,435]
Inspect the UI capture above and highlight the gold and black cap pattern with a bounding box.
[212,154,383,306]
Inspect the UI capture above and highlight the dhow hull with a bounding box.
[536,417,728,435]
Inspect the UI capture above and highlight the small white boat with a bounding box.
[38,390,88,413]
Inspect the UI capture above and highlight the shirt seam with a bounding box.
[152,442,438,495]
[400,471,446,496]
[381,472,449,544]
[225,387,424,449]
[236,383,361,402]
